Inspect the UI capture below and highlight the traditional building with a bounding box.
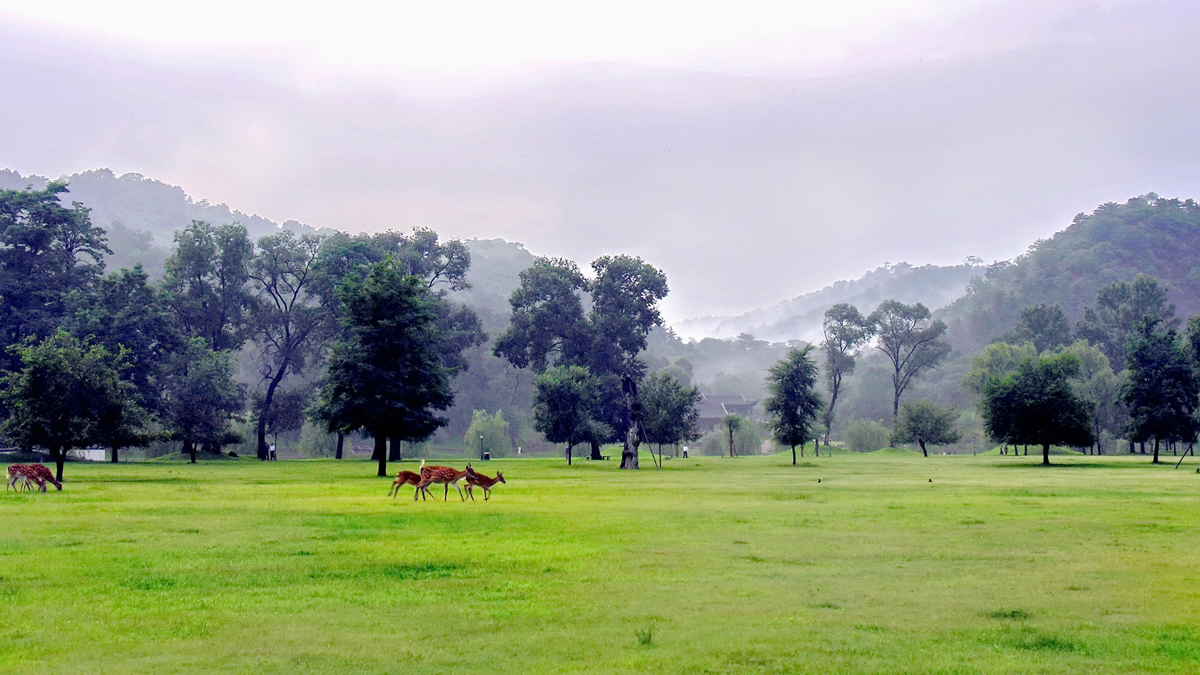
[696,394,759,432]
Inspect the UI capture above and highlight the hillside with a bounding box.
[676,261,982,343]
[942,194,1200,352]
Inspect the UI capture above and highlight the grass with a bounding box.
[3,452,1200,673]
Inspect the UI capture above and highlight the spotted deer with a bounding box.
[6,464,31,492]
[25,464,61,491]
[390,461,433,499]
[414,463,470,501]
[464,466,505,501]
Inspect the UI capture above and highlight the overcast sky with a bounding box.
[1,1,1198,322]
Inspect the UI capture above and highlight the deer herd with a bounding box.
[390,460,506,502]
[5,459,505,502]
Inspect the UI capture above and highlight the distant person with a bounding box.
[682,446,689,459]
[269,443,277,461]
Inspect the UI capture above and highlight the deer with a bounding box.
[390,460,433,499]
[25,464,60,491]
[464,466,505,501]
[414,462,470,501]
[6,464,30,493]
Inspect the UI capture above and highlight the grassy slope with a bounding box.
[3,454,1200,674]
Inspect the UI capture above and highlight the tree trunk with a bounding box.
[791,444,796,465]
[335,432,344,460]
[824,375,841,447]
[388,435,401,461]
[52,447,65,483]
[589,440,603,461]
[257,366,288,460]
[375,434,388,477]
[566,444,572,466]
[1153,437,1160,464]
[1042,443,1050,466]
[813,440,820,457]
[1129,440,1135,454]
[111,444,119,463]
[1023,445,1028,456]
[1140,441,1146,455]
[919,440,928,457]
[728,427,735,458]
[190,444,197,464]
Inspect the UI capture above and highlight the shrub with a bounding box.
[843,419,890,453]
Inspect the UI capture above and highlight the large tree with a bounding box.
[1004,303,1072,353]
[64,264,180,461]
[162,220,256,352]
[981,353,1094,466]
[1,331,131,482]
[495,254,668,463]
[1060,341,1123,455]
[1120,324,1198,464]
[764,346,824,465]
[248,231,329,459]
[869,300,950,419]
[163,339,245,463]
[1075,274,1179,367]
[0,182,111,369]
[315,260,453,477]
[531,365,609,466]
[893,400,962,457]
[640,371,701,467]
[820,303,873,445]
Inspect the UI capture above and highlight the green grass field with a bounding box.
[3,451,1200,674]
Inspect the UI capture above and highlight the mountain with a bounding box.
[676,261,982,343]
[941,194,1200,353]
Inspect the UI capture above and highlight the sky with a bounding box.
[1,1,1199,323]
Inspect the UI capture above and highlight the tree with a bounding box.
[869,300,950,419]
[464,410,513,459]
[893,400,962,457]
[1120,324,1199,464]
[1004,303,1072,352]
[764,346,824,465]
[0,182,111,369]
[64,264,180,461]
[531,365,609,465]
[314,260,453,477]
[163,339,245,463]
[1059,341,1122,455]
[162,220,255,351]
[963,342,1038,398]
[256,387,310,449]
[981,353,1094,466]
[640,371,701,467]
[496,254,668,463]
[248,231,329,459]
[1,331,131,482]
[1075,274,1179,367]
[722,414,744,458]
[820,304,873,445]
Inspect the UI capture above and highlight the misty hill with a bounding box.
[0,168,534,329]
[942,194,1200,352]
[676,261,982,343]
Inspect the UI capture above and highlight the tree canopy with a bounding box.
[981,353,1094,465]
[893,400,962,457]
[869,300,950,419]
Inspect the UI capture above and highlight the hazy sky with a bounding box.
[1,1,1198,322]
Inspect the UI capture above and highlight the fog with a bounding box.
[2,2,1199,323]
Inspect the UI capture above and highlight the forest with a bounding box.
[3,174,1200,480]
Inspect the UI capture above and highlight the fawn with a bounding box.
[464,466,505,501]
[390,461,433,499]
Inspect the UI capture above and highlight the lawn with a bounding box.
[3,451,1200,674]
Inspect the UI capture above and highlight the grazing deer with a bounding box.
[25,464,60,491]
[6,464,30,492]
[464,466,505,501]
[414,463,469,501]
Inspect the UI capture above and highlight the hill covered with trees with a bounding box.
[943,194,1200,352]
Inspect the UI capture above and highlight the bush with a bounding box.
[464,410,513,459]
[843,419,891,453]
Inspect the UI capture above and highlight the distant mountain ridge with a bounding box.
[676,261,982,343]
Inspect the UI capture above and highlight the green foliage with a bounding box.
[821,303,873,441]
[640,372,701,450]
[532,365,610,461]
[842,419,891,453]
[163,220,255,352]
[869,300,950,418]
[981,353,1094,465]
[963,342,1038,398]
[0,331,135,480]
[764,346,824,463]
[1075,274,1179,367]
[1120,325,1198,463]
[893,400,962,456]
[1059,341,1124,453]
[1002,303,1072,353]
[465,410,513,459]
[163,338,245,461]
[315,259,453,475]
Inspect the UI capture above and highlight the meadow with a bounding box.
[2,450,1200,674]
